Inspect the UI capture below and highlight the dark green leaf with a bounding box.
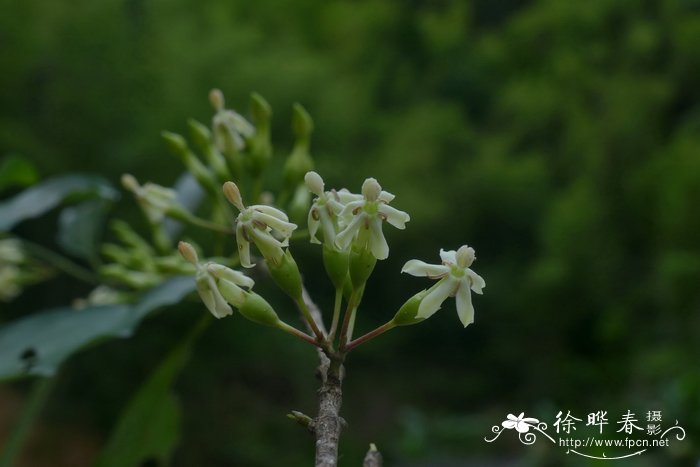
[57,199,111,260]
[0,276,195,380]
[94,316,208,467]
[0,174,119,231]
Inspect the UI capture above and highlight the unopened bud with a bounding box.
[209,88,225,111]
[456,245,476,268]
[222,181,245,211]
[304,171,324,197]
[361,178,381,202]
[178,241,199,265]
[292,103,314,139]
[121,173,140,192]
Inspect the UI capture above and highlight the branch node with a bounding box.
[363,443,383,467]
[287,410,316,434]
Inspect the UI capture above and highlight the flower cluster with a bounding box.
[402,246,486,327]
[305,172,410,260]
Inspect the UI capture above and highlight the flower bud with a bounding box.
[456,245,476,268]
[349,245,377,290]
[177,242,199,266]
[187,119,231,181]
[392,290,429,326]
[304,171,324,197]
[268,249,303,300]
[292,102,314,139]
[161,131,218,195]
[209,88,225,111]
[222,181,245,211]
[323,243,350,290]
[247,93,273,177]
[361,178,381,202]
[283,103,315,190]
[238,291,280,327]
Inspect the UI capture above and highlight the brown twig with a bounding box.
[300,287,346,467]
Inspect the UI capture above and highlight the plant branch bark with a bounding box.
[301,288,346,467]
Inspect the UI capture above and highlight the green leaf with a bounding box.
[57,199,111,260]
[94,317,208,467]
[0,276,195,381]
[0,174,119,231]
[0,155,39,191]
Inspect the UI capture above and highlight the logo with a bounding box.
[484,410,686,460]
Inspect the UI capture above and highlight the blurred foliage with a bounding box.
[1,0,699,466]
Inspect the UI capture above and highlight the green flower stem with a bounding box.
[296,298,326,343]
[181,214,235,235]
[21,240,98,285]
[327,288,343,342]
[344,321,397,352]
[338,287,363,351]
[0,376,57,467]
[277,321,323,348]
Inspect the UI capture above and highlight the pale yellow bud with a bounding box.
[222,181,245,211]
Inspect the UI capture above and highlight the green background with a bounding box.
[1,0,699,465]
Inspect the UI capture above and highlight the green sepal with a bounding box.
[268,249,303,300]
[392,289,429,326]
[239,292,280,327]
[323,244,350,290]
[349,246,376,290]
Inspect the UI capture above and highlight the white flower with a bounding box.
[178,241,254,319]
[304,171,347,246]
[121,174,181,224]
[401,245,485,327]
[502,413,539,433]
[223,182,297,268]
[335,178,410,260]
[210,89,255,153]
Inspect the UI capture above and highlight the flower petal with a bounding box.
[401,260,449,278]
[236,224,254,268]
[502,420,517,429]
[467,269,486,294]
[336,189,362,204]
[250,228,286,264]
[207,264,254,288]
[378,191,395,203]
[455,282,474,327]
[308,207,321,244]
[319,208,337,245]
[378,204,410,229]
[253,211,297,237]
[339,199,365,218]
[368,217,389,260]
[252,204,290,221]
[417,277,457,320]
[439,249,457,265]
[335,213,364,250]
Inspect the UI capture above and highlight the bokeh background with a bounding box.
[2,0,699,465]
